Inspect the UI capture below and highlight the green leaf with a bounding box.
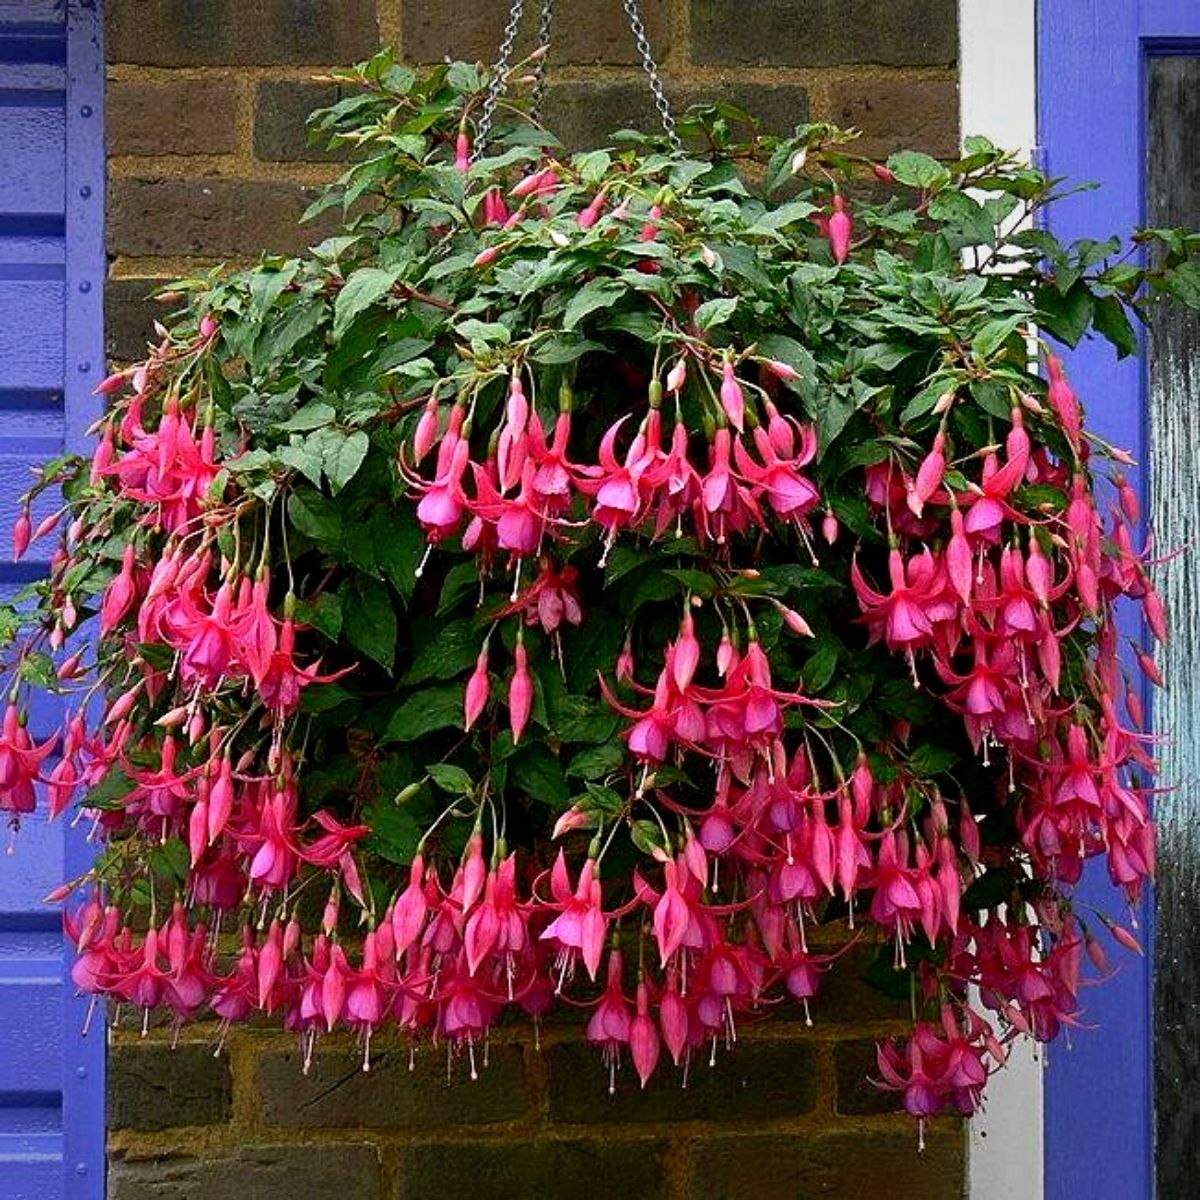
[908,743,960,776]
[333,266,398,340]
[384,684,464,742]
[278,438,325,487]
[563,278,627,331]
[276,401,336,432]
[566,742,626,781]
[293,592,343,640]
[693,297,738,331]
[969,378,1011,420]
[886,150,951,190]
[1036,280,1094,347]
[362,797,422,866]
[404,618,481,685]
[343,576,397,670]
[972,315,1025,360]
[509,744,570,809]
[322,428,370,493]
[1091,294,1138,358]
[427,763,474,794]
[801,638,840,691]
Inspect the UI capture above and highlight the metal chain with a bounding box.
[473,0,680,160]
[530,0,555,121]
[471,0,526,163]
[623,0,681,150]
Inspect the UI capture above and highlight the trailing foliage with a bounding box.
[4,51,1196,1117]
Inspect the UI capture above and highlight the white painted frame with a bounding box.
[957,3,1044,1199]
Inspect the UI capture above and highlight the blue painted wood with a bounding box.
[1039,3,1200,1198]
[0,3,105,1198]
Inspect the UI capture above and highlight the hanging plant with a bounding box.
[4,49,1198,1124]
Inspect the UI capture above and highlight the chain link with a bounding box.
[623,0,681,150]
[530,0,555,121]
[471,0,526,164]
[473,0,679,161]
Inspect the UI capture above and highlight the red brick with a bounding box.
[685,1129,965,1199]
[106,1,378,67]
[826,77,960,159]
[107,177,333,258]
[108,79,240,156]
[690,0,957,68]
[402,0,670,66]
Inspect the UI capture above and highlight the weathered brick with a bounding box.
[254,81,349,163]
[690,0,958,67]
[685,1130,965,1200]
[402,0,670,66]
[105,277,172,364]
[396,1137,670,1200]
[834,1038,898,1116]
[108,80,240,157]
[825,77,960,159]
[107,1143,382,1200]
[107,177,332,258]
[106,1,378,67]
[257,1043,528,1127]
[108,1041,232,1131]
[547,1038,817,1124]
[545,81,810,151]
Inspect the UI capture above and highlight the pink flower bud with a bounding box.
[640,203,662,242]
[508,641,533,744]
[947,508,973,604]
[199,314,219,340]
[94,371,127,396]
[464,647,491,731]
[11,511,30,561]
[630,982,661,1088]
[775,601,814,637]
[454,131,470,173]
[56,651,84,681]
[767,359,798,382]
[719,360,745,432]
[822,509,838,545]
[577,190,607,230]
[828,194,852,264]
[872,163,897,184]
[616,641,636,684]
[672,610,701,692]
[666,359,687,393]
[552,806,593,839]
[413,395,441,463]
[473,245,499,268]
[908,431,946,517]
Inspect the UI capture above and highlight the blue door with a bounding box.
[0,2,106,1197]
[1040,3,1200,1197]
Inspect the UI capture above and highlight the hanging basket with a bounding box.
[4,28,1198,1121]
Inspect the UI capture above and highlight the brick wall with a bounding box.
[103,2,962,1196]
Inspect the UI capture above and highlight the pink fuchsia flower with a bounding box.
[538,851,609,984]
[587,950,632,1093]
[0,702,57,817]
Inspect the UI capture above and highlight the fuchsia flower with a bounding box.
[0,703,57,816]
[587,950,632,1092]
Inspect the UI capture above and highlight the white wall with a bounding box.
[957,3,1044,1199]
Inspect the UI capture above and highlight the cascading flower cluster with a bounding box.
[2,53,1196,1129]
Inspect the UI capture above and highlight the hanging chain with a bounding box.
[530,0,555,121]
[471,0,526,163]
[473,0,680,161]
[623,0,681,150]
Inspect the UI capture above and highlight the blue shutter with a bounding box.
[0,3,106,1197]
